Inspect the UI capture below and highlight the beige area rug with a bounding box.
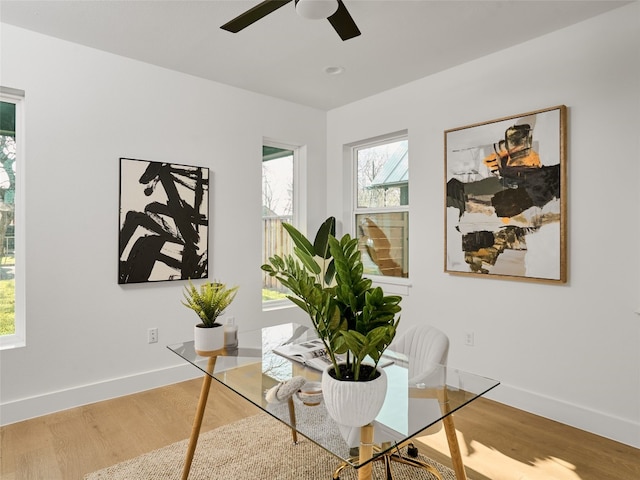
[85,411,458,480]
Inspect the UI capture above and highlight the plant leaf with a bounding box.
[313,217,336,259]
[294,246,322,275]
[283,223,315,256]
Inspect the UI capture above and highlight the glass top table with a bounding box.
[168,323,499,480]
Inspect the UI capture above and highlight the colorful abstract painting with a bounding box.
[445,106,566,282]
[119,158,209,284]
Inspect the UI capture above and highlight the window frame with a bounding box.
[0,88,25,350]
[261,138,305,311]
[350,131,411,293]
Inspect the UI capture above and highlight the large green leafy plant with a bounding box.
[182,280,239,327]
[262,217,401,381]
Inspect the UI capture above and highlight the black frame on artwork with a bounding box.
[118,157,209,284]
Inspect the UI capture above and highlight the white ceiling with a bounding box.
[0,0,630,110]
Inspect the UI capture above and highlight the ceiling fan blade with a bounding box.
[327,0,361,41]
[221,0,293,33]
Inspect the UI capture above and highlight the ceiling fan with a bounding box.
[221,0,361,41]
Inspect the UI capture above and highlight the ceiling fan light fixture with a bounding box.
[295,0,339,20]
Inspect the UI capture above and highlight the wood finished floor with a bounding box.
[1,378,638,480]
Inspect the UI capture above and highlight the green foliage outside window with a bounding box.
[0,279,15,335]
[0,99,17,337]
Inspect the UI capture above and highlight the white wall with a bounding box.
[1,3,638,449]
[0,24,322,424]
[327,3,639,447]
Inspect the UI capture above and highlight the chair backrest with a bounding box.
[390,324,449,381]
[394,324,450,437]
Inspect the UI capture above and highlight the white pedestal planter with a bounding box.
[321,366,388,427]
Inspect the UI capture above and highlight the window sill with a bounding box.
[262,278,412,309]
[262,300,295,312]
[0,334,26,350]
[369,276,412,296]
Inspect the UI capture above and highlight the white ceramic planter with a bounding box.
[321,366,388,427]
[194,323,225,355]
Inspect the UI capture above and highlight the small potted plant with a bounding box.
[182,279,239,355]
[262,217,401,427]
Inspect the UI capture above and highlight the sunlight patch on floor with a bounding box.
[416,430,581,480]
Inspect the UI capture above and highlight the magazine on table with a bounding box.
[273,338,394,372]
[273,338,337,371]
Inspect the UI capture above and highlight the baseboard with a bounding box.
[3,367,638,449]
[0,364,200,426]
[485,383,640,448]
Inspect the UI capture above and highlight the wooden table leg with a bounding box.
[438,388,467,480]
[442,413,466,480]
[358,423,374,480]
[181,356,217,480]
[287,396,298,444]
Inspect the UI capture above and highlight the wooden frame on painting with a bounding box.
[445,105,567,283]
[119,158,209,284]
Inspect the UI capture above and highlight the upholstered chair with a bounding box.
[333,324,450,480]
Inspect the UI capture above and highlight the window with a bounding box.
[353,135,409,279]
[0,88,24,349]
[262,141,298,308]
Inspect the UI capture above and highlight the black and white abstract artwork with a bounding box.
[119,158,209,284]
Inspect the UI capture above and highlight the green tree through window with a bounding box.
[0,100,16,336]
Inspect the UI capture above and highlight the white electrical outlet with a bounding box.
[148,327,158,344]
[464,331,474,346]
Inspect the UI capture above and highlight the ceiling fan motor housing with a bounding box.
[295,0,339,20]
[221,0,361,41]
